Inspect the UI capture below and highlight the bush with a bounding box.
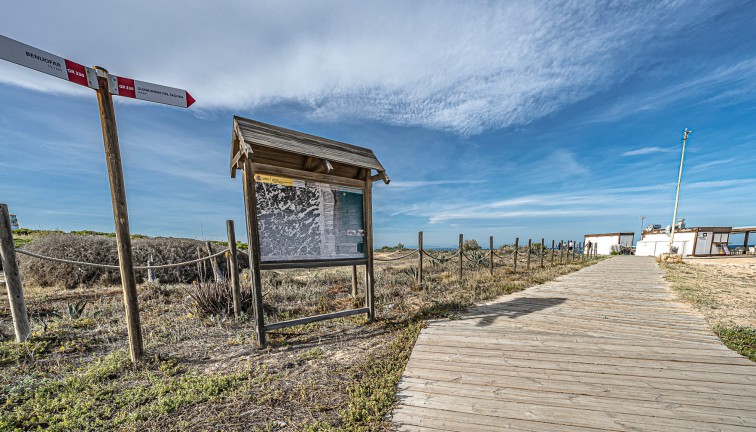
[463,239,481,251]
[17,234,249,289]
[188,279,256,317]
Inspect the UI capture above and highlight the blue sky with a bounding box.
[1,1,756,248]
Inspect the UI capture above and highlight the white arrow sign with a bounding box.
[0,34,194,108]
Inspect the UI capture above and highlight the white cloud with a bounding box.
[389,179,486,189]
[622,146,668,156]
[0,1,724,134]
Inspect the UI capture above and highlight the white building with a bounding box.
[635,227,731,257]
[583,232,634,255]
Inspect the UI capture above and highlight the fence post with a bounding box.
[147,255,156,283]
[351,266,358,297]
[0,204,30,342]
[540,238,545,268]
[205,241,224,283]
[458,234,463,281]
[559,240,564,264]
[196,247,205,282]
[526,239,532,270]
[489,235,494,276]
[513,237,519,272]
[226,220,242,318]
[573,241,577,261]
[418,231,424,286]
[551,240,555,265]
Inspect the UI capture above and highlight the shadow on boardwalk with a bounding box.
[467,297,567,327]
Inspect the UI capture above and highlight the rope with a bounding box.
[492,250,514,259]
[374,249,419,262]
[422,249,459,262]
[15,248,230,270]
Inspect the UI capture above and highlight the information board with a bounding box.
[254,174,365,262]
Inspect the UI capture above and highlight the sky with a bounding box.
[1,0,756,248]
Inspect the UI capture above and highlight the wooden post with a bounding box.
[94,68,143,363]
[226,220,242,319]
[205,241,224,283]
[489,235,494,276]
[574,241,579,261]
[551,239,555,265]
[363,175,376,321]
[540,238,545,268]
[526,239,532,270]
[744,231,750,250]
[196,246,205,282]
[513,237,519,272]
[351,266,358,297]
[458,234,464,281]
[0,203,30,342]
[418,231,424,286]
[559,240,564,264]
[242,158,266,346]
[147,255,157,283]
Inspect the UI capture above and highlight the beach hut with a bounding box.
[583,232,634,255]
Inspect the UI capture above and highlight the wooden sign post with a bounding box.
[94,68,143,362]
[0,36,195,363]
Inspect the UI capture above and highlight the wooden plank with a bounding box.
[250,162,364,188]
[398,378,756,426]
[260,258,367,270]
[265,307,369,331]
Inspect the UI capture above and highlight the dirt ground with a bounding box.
[665,258,756,328]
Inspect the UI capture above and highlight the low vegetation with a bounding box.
[663,261,756,362]
[1,233,602,430]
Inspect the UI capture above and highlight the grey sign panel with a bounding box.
[254,174,364,262]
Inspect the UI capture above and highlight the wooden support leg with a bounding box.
[242,159,266,347]
[226,220,242,319]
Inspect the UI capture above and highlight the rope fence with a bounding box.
[14,247,230,271]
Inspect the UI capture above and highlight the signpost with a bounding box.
[0,34,195,362]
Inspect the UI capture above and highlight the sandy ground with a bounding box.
[685,256,756,266]
[666,258,756,327]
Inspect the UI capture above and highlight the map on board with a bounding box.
[254,174,365,262]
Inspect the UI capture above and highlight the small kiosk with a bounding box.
[230,116,388,347]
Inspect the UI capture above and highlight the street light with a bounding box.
[669,128,692,254]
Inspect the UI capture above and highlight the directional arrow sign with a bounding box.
[0,34,194,108]
[111,75,195,108]
[0,35,99,89]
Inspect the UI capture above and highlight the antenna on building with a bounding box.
[669,128,692,254]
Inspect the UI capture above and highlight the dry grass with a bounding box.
[663,260,756,362]
[1,247,602,431]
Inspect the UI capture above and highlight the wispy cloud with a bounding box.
[622,146,668,156]
[0,1,726,134]
[388,179,486,189]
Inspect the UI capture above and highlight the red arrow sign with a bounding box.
[0,35,99,89]
[112,75,195,108]
[0,34,194,108]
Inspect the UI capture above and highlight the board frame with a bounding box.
[241,162,376,347]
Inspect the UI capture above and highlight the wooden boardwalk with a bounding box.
[392,256,756,431]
